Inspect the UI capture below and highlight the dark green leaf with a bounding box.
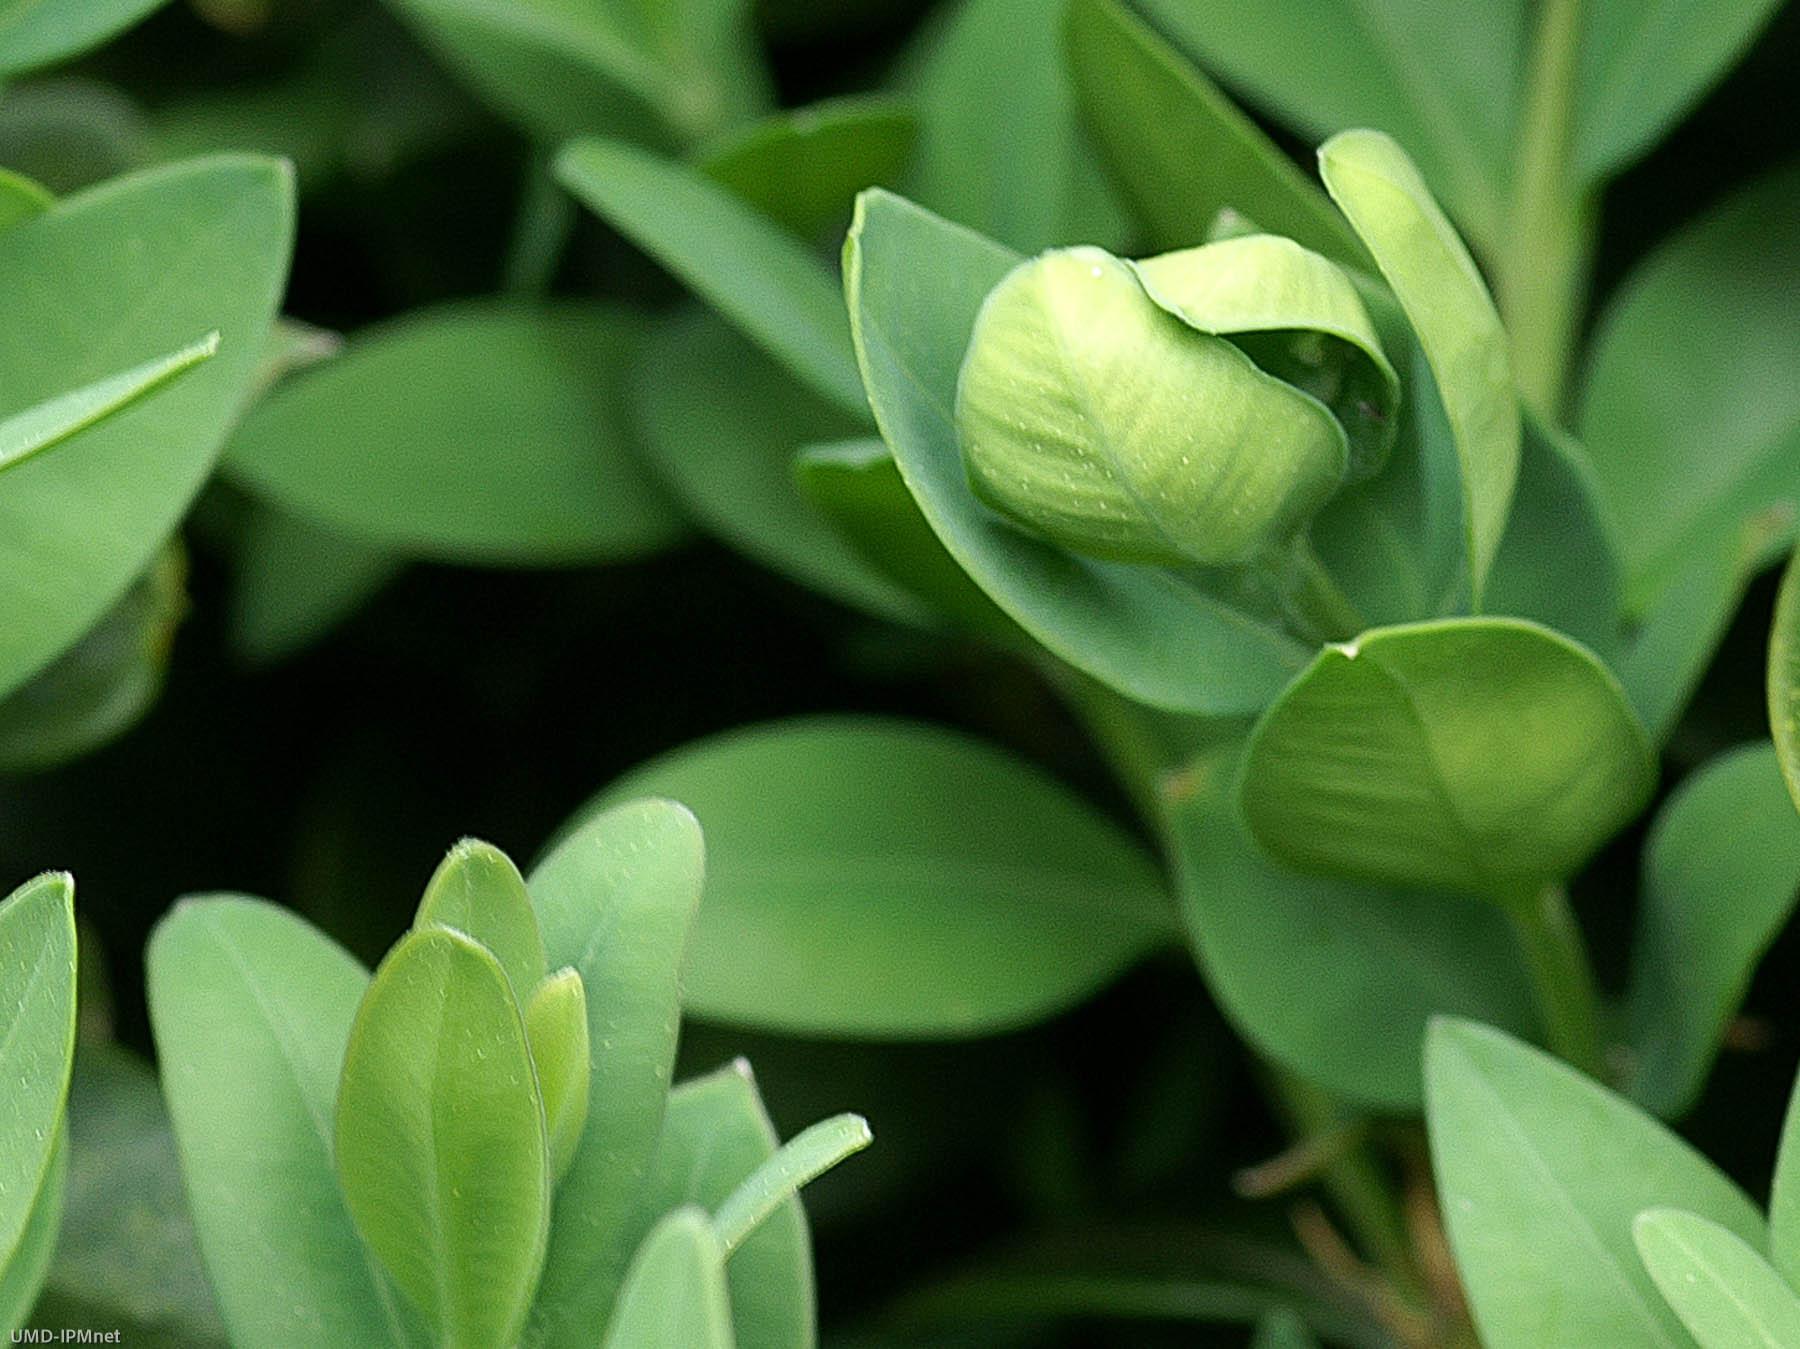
[0,0,168,75]
[229,509,399,667]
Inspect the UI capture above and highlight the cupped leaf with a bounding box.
[0,873,76,1276]
[845,188,1309,715]
[631,1062,811,1349]
[905,0,1129,254]
[630,307,924,623]
[0,1128,65,1335]
[227,302,682,565]
[556,137,865,415]
[1319,129,1519,605]
[384,0,770,147]
[0,333,216,477]
[1065,0,1363,264]
[1777,548,1800,811]
[589,717,1175,1038]
[524,969,591,1185]
[698,95,916,240]
[524,799,705,1348]
[416,838,547,999]
[0,0,168,75]
[1131,234,1398,477]
[1626,744,1800,1116]
[1582,162,1800,616]
[0,155,292,701]
[713,1113,871,1254]
[1426,1018,1765,1349]
[1168,738,1537,1111]
[336,926,549,1349]
[1575,0,1788,182]
[1241,618,1655,900]
[1634,1208,1800,1349]
[603,1208,734,1349]
[147,897,416,1347]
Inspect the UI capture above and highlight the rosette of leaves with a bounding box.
[147,801,869,1348]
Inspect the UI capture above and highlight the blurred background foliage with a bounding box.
[1,0,1797,1343]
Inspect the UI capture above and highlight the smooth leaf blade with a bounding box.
[1634,1208,1800,1349]
[415,838,547,999]
[146,897,415,1347]
[0,0,168,74]
[713,1113,871,1255]
[602,1209,735,1349]
[335,927,550,1348]
[590,716,1176,1037]
[1772,547,1800,812]
[1426,1018,1765,1348]
[0,1128,65,1336]
[524,970,591,1185]
[1319,129,1519,604]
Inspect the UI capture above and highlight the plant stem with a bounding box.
[1505,882,1605,1077]
[1496,0,1593,417]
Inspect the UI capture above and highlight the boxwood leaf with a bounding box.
[1319,129,1519,605]
[0,155,292,702]
[415,838,547,999]
[904,0,1130,254]
[524,969,591,1185]
[1240,618,1655,900]
[556,137,866,416]
[630,1062,811,1349]
[524,799,705,1349]
[1625,744,1800,1116]
[336,926,550,1349]
[1426,1018,1765,1349]
[0,333,216,477]
[630,307,924,623]
[603,1208,734,1349]
[1169,738,1537,1111]
[0,0,168,75]
[1066,0,1363,264]
[844,187,1309,715]
[1634,1208,1800,1349]
[591,716,1175,1038]
[227,302,682,565]
[147,896,417,1347]
[0,873,76,1277]
[1575,0,1788,183]
[1581,163,1800,617]
[383,0,770,147]
[0,1128,65,1336]
[1772,547,1800,812]
[0,168,52,228]
[698,95,917,241]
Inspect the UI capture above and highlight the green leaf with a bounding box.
[630,307,924,622]
[229,509,399,666]
[0,873,76,1277]
[603,1209,735,1349]
[1241,618,1655,900]
[0,0,168,75]
[845,188,1308,715]
[415,838,547,999]
[0,1127,65,1335]
[40,1045,227,1345]
[1133,0,1520,252]
[1581,163,1800,616]
[1634,1208,1800,1349]
[905,0,1129,254]
[1168,738,1537,1111]
[524,799,705,1349]
[227,302,682,565]
[336,926,549,1349]
[1777,549,1800,812]
[0,155,292,701]
[384,0,770,147]
[557,137,866,416]
[0,168,52,229]
[0,333,215,477]
[1772,1076,1800,1286]
[1065,0,1363,264]
[698,94,916,241]
[713,1113,871,1254]
[1252,1309,1320,1349]
[524,969,591,1185]
[630,1063,811,1349]
[1319,129,1519,605]
[0,546,184,772]
[1626,744,1800,1116]
[147,897,417,1347]
[592,716,1174,1037]
[1427,1019,1766,1348]
[1575,0,1788,182]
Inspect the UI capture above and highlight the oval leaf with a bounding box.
[416,838,546,999]
[1634,1208,1800,1349]
[524,969,591,1185]
[603,1208,734,1349]
[1241,618,1655,900]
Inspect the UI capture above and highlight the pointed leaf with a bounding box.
[603,1209,734,1349]
[1634,1208,1800,1349]
[416,838,547,998]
